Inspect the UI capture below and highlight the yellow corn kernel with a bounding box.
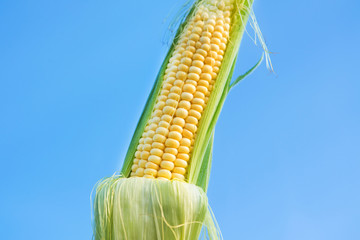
[157,169,172,179]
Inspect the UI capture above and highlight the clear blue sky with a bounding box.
[1,0,359,239]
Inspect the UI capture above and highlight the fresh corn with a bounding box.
[93,0,267,239]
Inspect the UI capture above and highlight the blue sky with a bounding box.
[1,0,359,239]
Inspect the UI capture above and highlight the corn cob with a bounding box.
[93,0,267,239]
[130,0,234,181]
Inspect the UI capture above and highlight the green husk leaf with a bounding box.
[195,131,214,192]
[229,53,263,90]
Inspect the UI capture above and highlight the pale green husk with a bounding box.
[93,0,269,239]
[94,177,220,240]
